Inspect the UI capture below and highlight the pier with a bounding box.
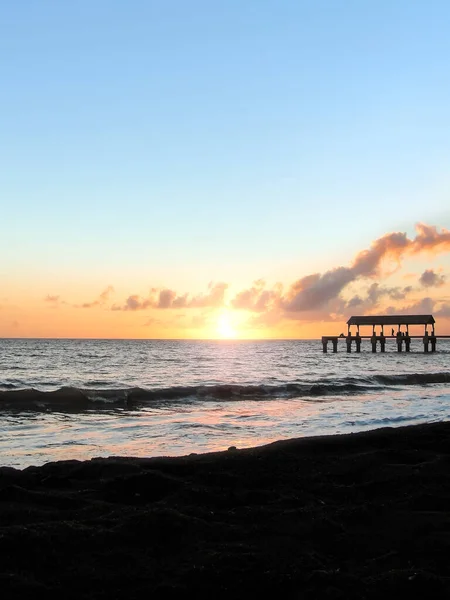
[322,314,450,353]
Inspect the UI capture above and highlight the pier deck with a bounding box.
[322,335,450,340]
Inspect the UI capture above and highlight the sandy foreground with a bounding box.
[1,421,450,599]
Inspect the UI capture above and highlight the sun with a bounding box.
[216,313,237,339]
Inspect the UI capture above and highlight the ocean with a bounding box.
[1,338,449,468]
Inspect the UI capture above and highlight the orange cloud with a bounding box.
[285,268,354,312]
[45,287,114,309]
[44,294,69,308]
[345,283,413,313]
[436,303,450,318]
[414,223,450,252]
[231,280,282,312]
[79,286,115,308]
[419,269,446,288]
[385,297,436,316]
[283,224,450,314]
[228,223,450,331]
[188,282,228,308]
[112,282,228,311]
[282,224,449,314]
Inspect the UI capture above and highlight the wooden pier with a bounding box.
[322,314,450,353]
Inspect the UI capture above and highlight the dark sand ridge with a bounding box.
[2,422,450,599]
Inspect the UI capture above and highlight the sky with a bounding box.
[1,0,450,339]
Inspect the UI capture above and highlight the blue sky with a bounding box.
[2,1,449,301]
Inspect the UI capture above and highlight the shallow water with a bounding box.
[1,338,449,467]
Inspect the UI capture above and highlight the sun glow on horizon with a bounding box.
[216,312,237,339]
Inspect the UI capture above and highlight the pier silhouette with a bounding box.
[322,315,450,353]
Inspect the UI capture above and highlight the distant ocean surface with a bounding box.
[1,338,449,468]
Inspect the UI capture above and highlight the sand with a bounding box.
[1,421,450,599]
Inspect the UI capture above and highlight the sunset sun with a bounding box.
[216,313,237,339]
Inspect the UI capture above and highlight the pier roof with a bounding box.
[347,315,435,326]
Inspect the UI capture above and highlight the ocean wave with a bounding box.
[0,372,449,412]
[374,372,450,385]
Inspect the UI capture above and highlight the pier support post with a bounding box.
[397,338,403,352]
[355,336,361,353]
[405,336,411,352]
[423,336,429,353]
[322,339,328,353]
[380,336,386,353]
[431,336,436,352]
[332,339,338,353]
[371,335,377,353]
[346,337,352,353]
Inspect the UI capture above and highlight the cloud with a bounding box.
[143,317,163,327]
[100,286,114,302]
[347,295,364,308]
[113,282,228,311]
[385,297,435,315]
[413,223,450,252]
[45,287,115,309]
[231,280,282,312]
[351,231,410,277]
[343,283,413,316]
[80,286,115,308]
[188,282,228,308]
[44,294,69,308]
[112,294,152,311]
[435,302,450,318]
[284,268,354,312]
[156,289,183,309]
[367,283,412,303]
[225,223,450,329]
[419,269,446,288]
[365,294,450,321]
[282,223,450,315]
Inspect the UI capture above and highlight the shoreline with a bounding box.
[2,421,450,597]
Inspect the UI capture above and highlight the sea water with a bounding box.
[1,338,449,468]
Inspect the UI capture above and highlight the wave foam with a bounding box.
[0,372,449,412]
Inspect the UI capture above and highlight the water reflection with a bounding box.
[1,386,450,468]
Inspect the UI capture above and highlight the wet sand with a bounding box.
[2,421,450,599]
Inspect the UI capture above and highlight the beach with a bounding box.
[2,421,450,599]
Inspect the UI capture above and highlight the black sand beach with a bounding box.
[2,421,450,599]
